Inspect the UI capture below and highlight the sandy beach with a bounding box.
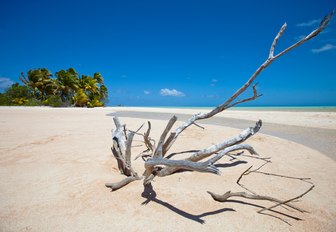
[0,106,335,231]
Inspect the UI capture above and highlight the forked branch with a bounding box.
[154,121,262,177]
[154,144,259,178]
[207,159,315,222]
[162,11,334,155]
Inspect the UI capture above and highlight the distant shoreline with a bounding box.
[2,105,336,113]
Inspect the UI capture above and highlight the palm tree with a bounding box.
[93,72,104,84]
[73,88,88,107]
[76,74,109,107]
[20,68,108,107]
[80,75,98,94]
[55,68,79,102]
[20,70,38,98]
[99,84,108,101]
[20,68,53,100]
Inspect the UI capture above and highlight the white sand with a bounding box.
[0,107,335,231]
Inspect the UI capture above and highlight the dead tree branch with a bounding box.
[144,121,155,152]
[105,10,333,223]
[153,121,261,178]
[207,157,315,222]
[111,117,137,177]
[154,144,258,178]
[106,117,141,189]
[207,190,306,213]
[105,176,142,191]
[258,185,315,213]
[153,116,177,159]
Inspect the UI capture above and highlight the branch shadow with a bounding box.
[226,199,303,225]
[214,160,247,168]
[141,183,235,224]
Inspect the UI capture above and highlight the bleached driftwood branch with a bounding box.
[207,161,315,223]
[105,9,333,222]
[111,117,138,177]
[106,117,142,191]
[105,176,142,191]
[153,121,261,178]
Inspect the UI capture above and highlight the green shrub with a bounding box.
[12,97,28,105]
[5,83,32,99]
[0,93,10,105]
[0,83,32,106]
[87,99,104,108]
[24,98,42,106]
[43,95,63,107]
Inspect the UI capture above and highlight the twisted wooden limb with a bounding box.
[152,144,258,178]
[125,131,135,170]
[207,158,315,222]
[134,122,156,161]
[111,117,129,175]
[145,158,220,175]
[105,176,142,191]
[106,117,140,189]
[207,190,306,213]
[144,121,155,152]
[154,121,261,178]
[258,185,314,213]
[187,120,261,162]
[153,116,177,158]
[270,10,334,60]
[111,146,128,175]
[144,116,177,184]
[111,117,137,176]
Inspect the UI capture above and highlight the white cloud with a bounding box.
[0,77,14,90]
[311,44,336,53]
[160,88,185,97]
[210,79,218,86]
[296,19,320,27]
[144,90,151,95]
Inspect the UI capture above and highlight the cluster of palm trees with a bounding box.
[20,68,108,107]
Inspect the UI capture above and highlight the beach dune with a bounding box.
[0,107,335,231]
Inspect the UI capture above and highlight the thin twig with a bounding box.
[258,185,315,213]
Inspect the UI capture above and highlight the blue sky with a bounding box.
[0,0,335,106]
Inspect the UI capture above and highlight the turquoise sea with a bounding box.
[134,106,336,112]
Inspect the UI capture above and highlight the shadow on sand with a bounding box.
[141,183,303,225]
[141,183,235,224]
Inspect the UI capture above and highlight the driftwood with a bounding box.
[207,163,315,225]
[106,10,334,223]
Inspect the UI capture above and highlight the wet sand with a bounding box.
[111,110,336,160]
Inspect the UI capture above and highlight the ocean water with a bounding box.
[138,106,336,112]
[227,106,336,112]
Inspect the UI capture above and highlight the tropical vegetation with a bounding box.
[0,68,108,107]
